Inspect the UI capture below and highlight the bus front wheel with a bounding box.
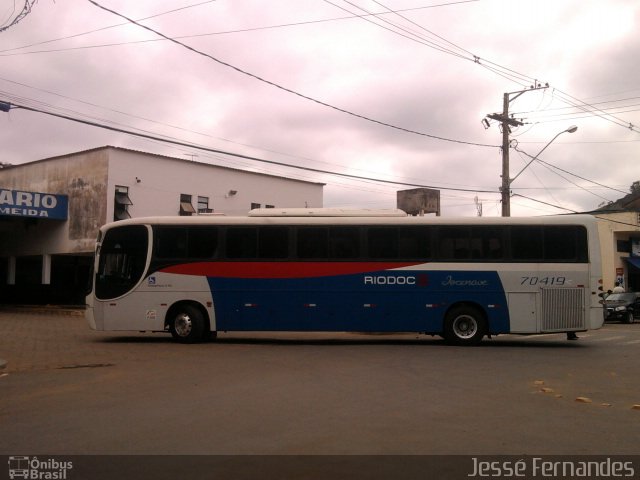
[443,306,486,346]
[169,304,206,343]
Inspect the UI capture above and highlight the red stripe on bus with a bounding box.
[159,262,419,279]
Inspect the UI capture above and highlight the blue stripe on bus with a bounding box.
[206,269,510,334]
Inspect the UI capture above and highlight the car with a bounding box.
[603,292,640,324]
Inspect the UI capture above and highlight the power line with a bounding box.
[514,96,640,117]
[8,1,635,139]
[326,0,535,88]
[551,88,640,134]
[0,0,37,33]
[0,76,500,193]
[331,1,639,136]
[0,0,479,54]
[0,0,216,53]
[511,143,628,195]
[511,148,562,207]
[511,193,578,213]
[86,0,495,148]
[322,0,470,61]
[369,0,536,87]
[4,100,500,194]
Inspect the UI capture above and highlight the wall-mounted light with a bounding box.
[228,190,237,196]
[135,177,141,183]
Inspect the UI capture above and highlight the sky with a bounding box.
[0,0,638,217]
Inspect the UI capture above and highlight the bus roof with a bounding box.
[248,208,408,217]
[101,213,599,230]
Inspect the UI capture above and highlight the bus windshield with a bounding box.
[95,224,148,300]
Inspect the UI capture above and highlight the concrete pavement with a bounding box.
[0,306,152,373]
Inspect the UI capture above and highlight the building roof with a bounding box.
[591,190,640,213]
[2,145,325,187]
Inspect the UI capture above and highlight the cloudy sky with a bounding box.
[1,0,638,216]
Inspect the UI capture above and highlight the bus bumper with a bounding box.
[85,306,97,330]
[84,295,103,331]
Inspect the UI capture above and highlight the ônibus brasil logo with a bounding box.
[7,456,73,479]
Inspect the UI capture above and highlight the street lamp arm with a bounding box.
[509,126,577,185]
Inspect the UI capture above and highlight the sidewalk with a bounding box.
[0,304,85,316]
[2,306,84,372]
[0,307,144,373]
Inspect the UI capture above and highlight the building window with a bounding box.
[251,203,261,210]
[180,194,196,216]
[617,240,630,253]
[265,205,275,209]
[114,185,133,221]
[197,196,212,214]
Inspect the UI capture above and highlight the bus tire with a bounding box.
[169,304,205,343]
[443,306,486,346]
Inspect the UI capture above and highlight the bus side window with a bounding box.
[226,228,258,259]
[544,226,582,262]
[398,227,431,260]
[155,227,187,259]
[188,227,219,259]
[471,226,504,261]
[438,226,470,260]
[510,226,543,261]
[258,227,289,259]
[368,227,398,259]
[329,227,360,259]
[296,227,328,259]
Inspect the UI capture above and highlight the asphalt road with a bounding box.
[1,310,639,456]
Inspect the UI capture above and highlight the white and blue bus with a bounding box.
[85,209,604,345]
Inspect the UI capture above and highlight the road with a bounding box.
[1,309,639,457]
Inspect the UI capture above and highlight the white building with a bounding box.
[0,146,324,304]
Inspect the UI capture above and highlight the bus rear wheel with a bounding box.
[443,306,486,346]
[169,305,206,343]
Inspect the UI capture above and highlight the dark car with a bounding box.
[604,292,640,323]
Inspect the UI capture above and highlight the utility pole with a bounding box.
[485,85,548,216]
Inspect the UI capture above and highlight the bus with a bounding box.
[85,208,604,345]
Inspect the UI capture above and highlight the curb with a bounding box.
[0,306,86,317]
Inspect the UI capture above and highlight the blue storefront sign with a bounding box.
[0,188,68,220]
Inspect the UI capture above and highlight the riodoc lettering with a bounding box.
[442,275,488,287]
[364,275,416,285]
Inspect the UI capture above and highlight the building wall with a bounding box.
[0,149,108,256]
[106,148,322,219]
[0,146,324,304]
[596,212,640,291]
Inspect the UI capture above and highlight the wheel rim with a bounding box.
[452,314,478,339]
[174,313,193,337]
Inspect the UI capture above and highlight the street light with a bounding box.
[502,125,578,216]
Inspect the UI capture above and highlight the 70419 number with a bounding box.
[520,276,566,286]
